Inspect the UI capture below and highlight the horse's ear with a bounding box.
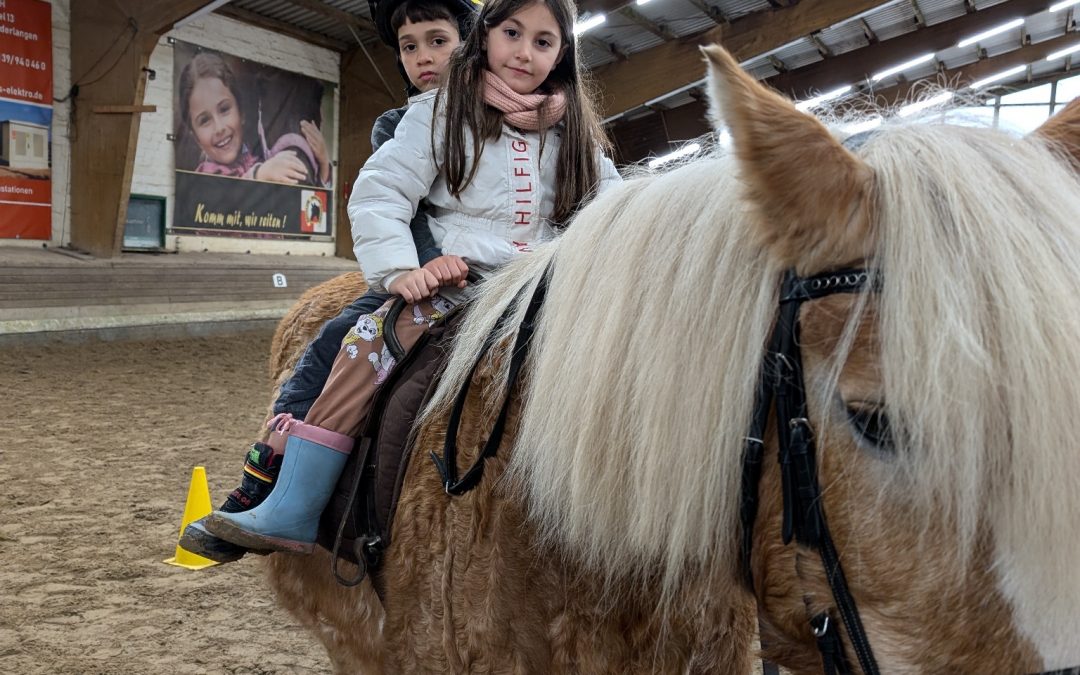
[1032,98,1080,172]
[701,45,875,272]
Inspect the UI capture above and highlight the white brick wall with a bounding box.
[6,0,70,249]
[133,13,341,256]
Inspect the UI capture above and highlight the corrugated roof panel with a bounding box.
[327,0,371,20]
[770,38,824,71]
[664,13,722,38]
[959,21,1025,50]
[936,44,980,69]
[983,35,1025,58]
[714,0,773,21]
[634,0,717,38]
[742,57,779,80]
[862,2,918,41]
[590,20,665,54]
[584,50,618,69]
[662,90,699,108]
[971,0,1011,9]
[816,20,868,56]
[918,0,968,26]
[1026,10,1069,44]
[1028,59,1062,78]
[233,0,379,46]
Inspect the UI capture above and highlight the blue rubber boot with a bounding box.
[178,442,283,563]
[204,423,352,554]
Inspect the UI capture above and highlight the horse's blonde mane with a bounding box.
[426,114,1080,630]
[427,156,781,591]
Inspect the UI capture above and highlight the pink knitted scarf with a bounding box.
[482,70,566,131]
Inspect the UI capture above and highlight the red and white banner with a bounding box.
[0,0,53,240]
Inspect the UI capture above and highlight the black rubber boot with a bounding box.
[178,442,282,563]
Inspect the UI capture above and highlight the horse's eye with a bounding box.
[846,404,894,454]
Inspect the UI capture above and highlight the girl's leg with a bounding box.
[303,297,446,437]
[273,291,390,419]
[180,291,388,563]
[205,296,454,553]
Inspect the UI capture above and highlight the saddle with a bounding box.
[316,299,463,589]
[314,270,548,593]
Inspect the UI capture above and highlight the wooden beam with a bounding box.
[608,29,1080,163]
[217,6,350,51]
[870,31,1080,107]
[283,0,377,35]
[592,0,886,119]
[766,0,1050,100]
[617,6,675,41]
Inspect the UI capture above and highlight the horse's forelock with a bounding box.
[860,122,1080,665]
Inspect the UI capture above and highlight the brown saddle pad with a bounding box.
[316,307,462,580]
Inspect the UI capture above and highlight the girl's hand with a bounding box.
[301,120,331,185]
[422,255,469,289]
[256,150,308,184]
[388,268,440,303]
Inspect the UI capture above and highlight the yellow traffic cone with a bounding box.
[164,466,219,569]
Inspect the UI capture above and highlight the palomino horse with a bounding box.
[261,45,1080,673]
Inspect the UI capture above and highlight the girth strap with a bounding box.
[430,270,549,496]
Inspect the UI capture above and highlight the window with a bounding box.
[1054,74,1080,111]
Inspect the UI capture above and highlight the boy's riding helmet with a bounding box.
[368,0,482,50]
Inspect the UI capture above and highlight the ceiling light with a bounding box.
[898,91,955,117]
[1046,43,1080,61]
[648,143,702,169]
[795,85,853,112]
[957,18,1024,48]
[574,13,606,35]
[969,64,1027,89]
[871,53,935,82]
[1050,0,1080,11]
[840,116,884,134]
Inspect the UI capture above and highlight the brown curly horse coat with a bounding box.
[258,272,755,674]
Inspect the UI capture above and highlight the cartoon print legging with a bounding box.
[303,294,456,438]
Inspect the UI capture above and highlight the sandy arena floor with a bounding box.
[0,331,335,674]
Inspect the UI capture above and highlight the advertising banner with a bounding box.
[172,41,335,239]
[0,0,52,240]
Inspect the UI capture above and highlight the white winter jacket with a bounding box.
[348,89,622,293]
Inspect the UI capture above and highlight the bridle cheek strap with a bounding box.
[741,269,879,675]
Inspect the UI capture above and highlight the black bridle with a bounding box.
[739,267,879,675]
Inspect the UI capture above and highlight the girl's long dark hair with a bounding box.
[437,0,612,227]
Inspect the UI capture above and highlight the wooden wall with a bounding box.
[69,0,217,258]
[335,45,403,260]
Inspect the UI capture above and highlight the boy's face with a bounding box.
[398,18,461,93]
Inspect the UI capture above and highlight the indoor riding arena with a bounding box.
[3,0,1078,673]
